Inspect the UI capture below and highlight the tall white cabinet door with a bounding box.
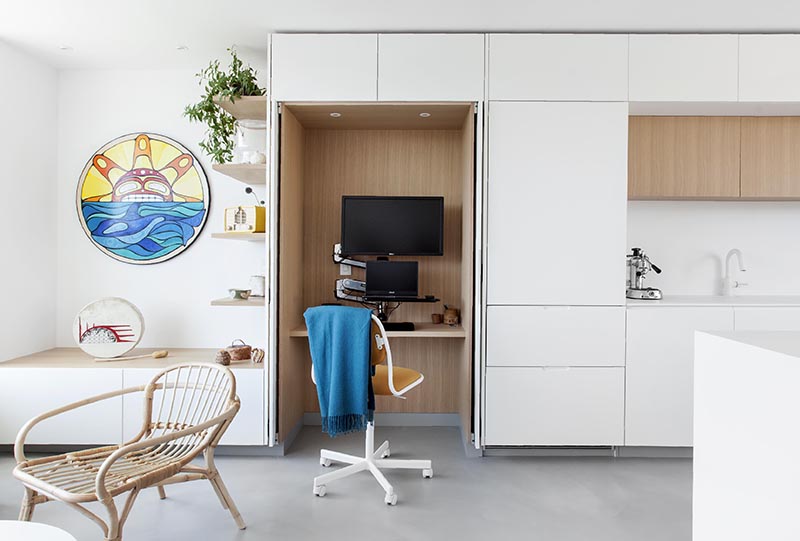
[629,35,738,101]
[625,307,734,447]
[378,34,484,101]
[485,366,625,446]
[271,34,378,101]
[488,34,628,101]
[486,102,628,306]
[739,35,800,102]
[0,368,123,445]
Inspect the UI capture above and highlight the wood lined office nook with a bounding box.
[276,102,477,446]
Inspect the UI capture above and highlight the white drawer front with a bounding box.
[734,307,800,331]
[485,367,625,446]
[122,368,264,446]
[486,306,625,367]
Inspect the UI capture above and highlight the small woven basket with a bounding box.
[226,339,252,361]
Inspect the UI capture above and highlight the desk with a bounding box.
[289,323,466,339]
[0,520,76,541]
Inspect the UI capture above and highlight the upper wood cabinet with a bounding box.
[739,35,800,102]
[377,34,484,101]
[628,116,741,199]
[487,34,628,101]
[741,117,800,198]
[629,35,739,102]
[271,34,378,101]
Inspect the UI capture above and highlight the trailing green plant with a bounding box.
[184,47,266,164]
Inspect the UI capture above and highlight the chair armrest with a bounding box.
[94,405,237,501]
[14,385,147,464]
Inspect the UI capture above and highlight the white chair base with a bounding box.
[313,422,432,505]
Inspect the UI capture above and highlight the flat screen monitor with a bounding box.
[340,196,444,256]
[365,261,419,299]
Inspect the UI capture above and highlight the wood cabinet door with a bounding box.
[487,101,628,306]
[271,34,378,101]
[628,116,741,199]
[377,34,484,101]
[741,117,800,199]
[625,307,734,447]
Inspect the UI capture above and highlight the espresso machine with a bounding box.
[626,247,662,300]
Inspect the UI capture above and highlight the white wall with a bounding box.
[55,69,267,348]
[0,41,58,361]
[628,201,800,296]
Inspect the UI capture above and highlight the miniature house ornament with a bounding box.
[76,133,210,264]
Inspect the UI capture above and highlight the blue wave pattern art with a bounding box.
[81,202,206,261]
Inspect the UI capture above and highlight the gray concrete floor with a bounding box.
[0,427,691,540]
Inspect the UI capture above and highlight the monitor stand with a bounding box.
[375,301,415,332]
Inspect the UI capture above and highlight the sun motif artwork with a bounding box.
[73,297,145,358]
[76,133,209,264]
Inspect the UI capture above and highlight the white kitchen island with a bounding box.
[694,331,800,541]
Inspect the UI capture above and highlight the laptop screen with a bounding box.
[365,261,419,298]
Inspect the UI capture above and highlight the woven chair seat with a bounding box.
[14,443,190,503]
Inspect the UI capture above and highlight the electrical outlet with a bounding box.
[340,263,352,276]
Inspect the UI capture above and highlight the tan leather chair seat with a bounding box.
[372,365,422,396]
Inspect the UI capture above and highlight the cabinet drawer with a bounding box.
[487,306,625,367]
[122,368,264,446]
[734,307,800,331]
[485,367,624,446]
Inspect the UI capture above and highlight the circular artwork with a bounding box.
[73,297,145,358]
[76,133,209,264]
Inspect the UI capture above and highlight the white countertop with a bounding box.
[700,330,800,359]
[626,295,800,308]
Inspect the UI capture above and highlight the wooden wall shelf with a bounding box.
[211,232,266,242]
[210,297,265,307]
[212,163,267,185]
[289,323,466,339]
[213,96,267,120]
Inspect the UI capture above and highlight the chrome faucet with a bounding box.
[723,248,748,296]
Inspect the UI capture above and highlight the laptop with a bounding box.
[364,261,419,301]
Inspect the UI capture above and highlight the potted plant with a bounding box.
[184,48,266,164]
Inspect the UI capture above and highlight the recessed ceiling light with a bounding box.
[177,45,189,52]
[329,112,342,118]
[419,112,431,118]
[58,45,73,51]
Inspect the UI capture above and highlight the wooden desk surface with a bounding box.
[0,348,264,370]
[289,323,466,339]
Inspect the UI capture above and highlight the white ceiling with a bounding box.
[3,0,800,69]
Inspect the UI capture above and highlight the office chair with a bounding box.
[311,314,432,505]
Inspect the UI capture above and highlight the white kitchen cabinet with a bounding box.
[628,35,738,101]
[377,34,484,101]
[734,307,800,330]
[271,34,378,101]
[486,306,625,367]
[122,368,264,446]
[0,368,123,445]
[739,35,800,101]
[488,34,628,101]
[486,101,627,306]
[625,307,734,447]
[485,366,624,446]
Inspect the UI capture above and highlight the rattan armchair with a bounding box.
[12,363,245,541]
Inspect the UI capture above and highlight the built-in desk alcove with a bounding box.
[276,102,477,447]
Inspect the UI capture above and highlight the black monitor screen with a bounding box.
[341,196,444,256]
[366,261,419,298]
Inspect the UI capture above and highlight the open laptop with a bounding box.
[364,261,419,301]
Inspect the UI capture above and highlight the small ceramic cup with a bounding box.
[229,289,252,300]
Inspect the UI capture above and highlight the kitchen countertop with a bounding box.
[626,295,800,307]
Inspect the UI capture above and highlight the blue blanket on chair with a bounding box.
[304,305,372,438]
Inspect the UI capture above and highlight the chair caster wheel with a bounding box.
[422,468,433,479]
[381,448,391,458]
[320,458,332,467]
[384,493,397,505]
[314,485,326,497]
